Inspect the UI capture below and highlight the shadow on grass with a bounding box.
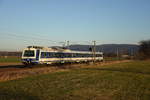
[0,63,75,70]
[0,89,40,100]
[0,65,26,69]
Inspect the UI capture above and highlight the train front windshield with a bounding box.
[23,50,35,57]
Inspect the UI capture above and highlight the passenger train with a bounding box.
[21,46,103,65]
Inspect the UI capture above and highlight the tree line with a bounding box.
[139,40,150,59]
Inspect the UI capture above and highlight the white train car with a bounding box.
[21,46,103,65]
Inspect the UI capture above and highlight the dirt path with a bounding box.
[0,60,131,82]
[0,62,22,66]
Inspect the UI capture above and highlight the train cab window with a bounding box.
[96,54,102,57]
[24,50,35,57]
[99,54,102,57]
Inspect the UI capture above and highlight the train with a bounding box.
[21,46,103,65]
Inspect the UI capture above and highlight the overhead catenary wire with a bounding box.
[1,32,104,49]
[2,32,104,45]
[2,32,61,44]
[1,34,60,48]
[2,33,93,48]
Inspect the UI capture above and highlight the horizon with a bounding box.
[0,0,150,51]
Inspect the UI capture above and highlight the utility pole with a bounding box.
[131,48,135,59]
[67,41,69,49]
[117,48,119,60]
[93,41,96,62]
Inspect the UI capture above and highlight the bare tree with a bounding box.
[139,40,150,59]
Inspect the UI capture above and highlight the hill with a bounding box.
[69,44,139,55]
[0,44,139,57]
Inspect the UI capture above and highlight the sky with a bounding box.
[0,0,150,51]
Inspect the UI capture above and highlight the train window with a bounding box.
[54,52,62,58]
[85,54,87,57]
[50,52,55,58]
[47,52,51,58]
[63,53,66,57]
[62,53,71,58]
[46,52,48,58]
[89,54,92,57]
[41,52,46,58]
[86,54,88,57]
[70,53,72,57]
[40,52,101,58]
[63,53,67,58]
[77,53,80,57]
[55,53,59,58]
[59,53,64,58]
[82,54,85,57]
[73,53,77,57]
[85,54,88,57]
[75,53,79,57]
[48,52,51,58]
[81,54,84,57]
[96,54,98,57]
[79,54,82,57]
[79,53,82,57]
[71,53,74,57]
[100,54,103,57]
[66,53,68,58]
[47,52,55,58]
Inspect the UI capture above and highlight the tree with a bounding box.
[139,40,150,59]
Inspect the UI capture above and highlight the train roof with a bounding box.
[25,46,103,54]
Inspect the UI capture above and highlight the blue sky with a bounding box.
[0,0,150,51]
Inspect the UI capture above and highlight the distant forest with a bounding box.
[0,52,21,57]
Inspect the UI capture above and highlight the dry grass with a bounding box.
[0,67,68,82]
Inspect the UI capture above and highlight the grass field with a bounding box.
[0,61,150,100]
[0,56,21,63]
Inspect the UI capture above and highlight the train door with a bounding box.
[36,50,40,60]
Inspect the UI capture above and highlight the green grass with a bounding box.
[104,57,127,61]
[0,57,21,63]
[0,61,150,100]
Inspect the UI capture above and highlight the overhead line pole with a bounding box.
[67,41,70,49]
[117,48,119,60]
[93,41,96,62]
